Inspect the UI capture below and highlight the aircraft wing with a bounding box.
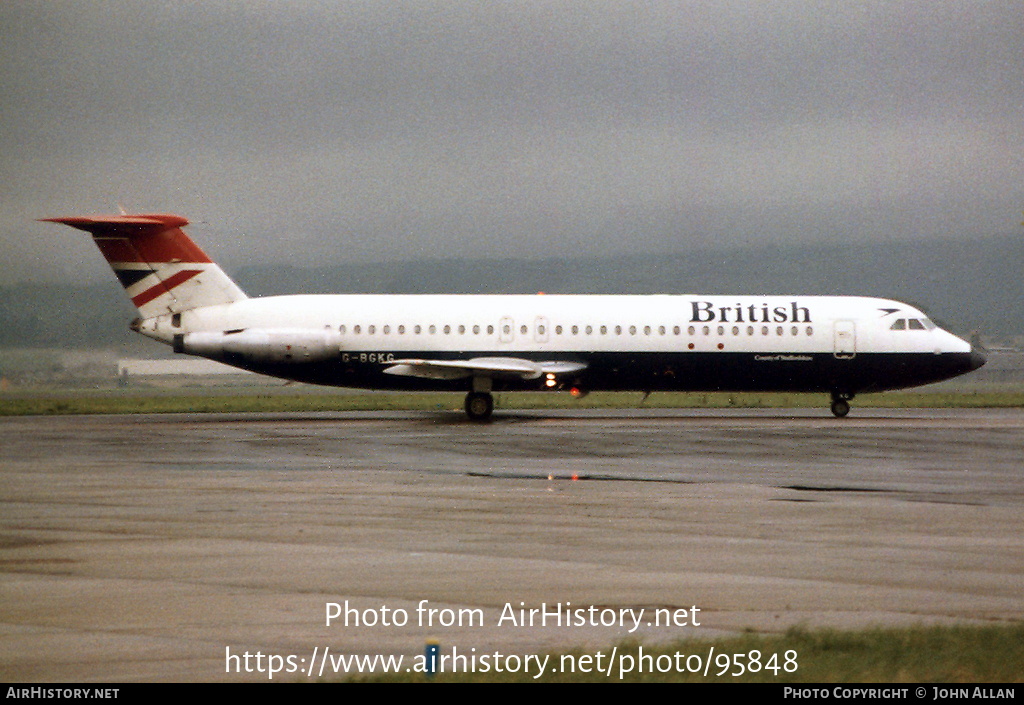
[383,357,587,381]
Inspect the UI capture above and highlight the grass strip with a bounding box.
[353,623,1024,682]
[1,390,1023,416]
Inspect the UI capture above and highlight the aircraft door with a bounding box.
[499,317,514,344]
[834,320,856,359]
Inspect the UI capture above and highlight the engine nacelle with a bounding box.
[177,328,339,364]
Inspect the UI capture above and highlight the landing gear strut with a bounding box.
[830,391,853,418]
[464,391,494,421]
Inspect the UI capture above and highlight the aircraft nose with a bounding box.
[969,347,987,371]
[967,331,987,371]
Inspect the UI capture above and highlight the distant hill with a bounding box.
[235,233,1024,336]
[2,233,1021,349]
[0,283,138,350]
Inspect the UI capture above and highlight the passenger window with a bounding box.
[891,319,906,330]
[732,326,739,336]
[521,325,528,335]
[473,325,480,334]
[444,325,451,334]
[369,325,376,335]
[600,325,607,335]
[615,325,622,335]
[339,325,347,334]
[429,325,436,335]
[487,325,494,335]
[383,325,390,334]
[415,325,421,334]
[354,325,361,334]
[555,325,562,335]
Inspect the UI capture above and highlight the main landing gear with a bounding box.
[830,391,853,418]
[464,391,494,421]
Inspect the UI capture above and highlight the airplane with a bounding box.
[44,213,987,420]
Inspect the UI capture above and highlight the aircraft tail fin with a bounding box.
[42,213,247,317]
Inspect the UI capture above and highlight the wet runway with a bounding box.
[1,409,1022,680]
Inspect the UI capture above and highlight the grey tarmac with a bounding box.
[1,408,1022,681]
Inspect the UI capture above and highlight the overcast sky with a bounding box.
[3,1,1022,284]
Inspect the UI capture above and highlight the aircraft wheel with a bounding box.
[830,398,850,418]
[465,392,494,421]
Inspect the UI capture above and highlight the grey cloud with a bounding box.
[2,1,1022,283]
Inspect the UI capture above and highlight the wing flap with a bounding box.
[384,357,586,381]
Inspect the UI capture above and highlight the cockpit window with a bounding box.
[892,317,935,331]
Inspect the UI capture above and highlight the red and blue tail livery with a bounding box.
[42,214,245,319]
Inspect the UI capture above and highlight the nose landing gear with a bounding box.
[830,391,853,418]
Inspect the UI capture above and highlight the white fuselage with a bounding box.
[134,293,979,398]
[141,294,968,354]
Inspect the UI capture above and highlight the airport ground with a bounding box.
[1,406,1022,682]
